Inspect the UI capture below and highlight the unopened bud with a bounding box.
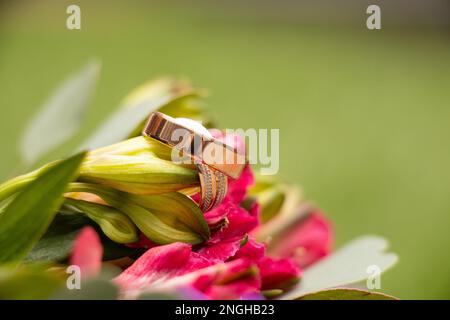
[64,197,139,244]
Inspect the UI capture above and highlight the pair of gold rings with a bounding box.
[142,112,246,212]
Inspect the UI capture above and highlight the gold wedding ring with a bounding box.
[197,163,228,212]
[142,112,246,211]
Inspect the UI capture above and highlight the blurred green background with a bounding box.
[1,0,450,299]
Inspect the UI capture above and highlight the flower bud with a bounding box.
[120,77,210,138]
[248,176,303,224]
[79,137,199,195]
[250,177,334,268]
[87,136,172,160]
[64,197,139,244]
[68,183,209,245]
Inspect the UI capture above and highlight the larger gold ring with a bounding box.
[142,112,246,211]
[143,112,246,179]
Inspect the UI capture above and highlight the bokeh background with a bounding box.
[1,0,450,299]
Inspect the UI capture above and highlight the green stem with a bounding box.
[0,161,60,201]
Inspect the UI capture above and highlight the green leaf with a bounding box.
[0,162,58,202]
[0,152,86,264]
[0,265,63,299]
[20,61,100,165]
[25,208,90,262]
[296,288,398,300]
[80,77,201,150]
[279,236,398,300]
[26,209,143,263]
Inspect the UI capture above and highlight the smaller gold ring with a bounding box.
[197,163,215,212]
[212,171,227,209]
[197,163,228,212]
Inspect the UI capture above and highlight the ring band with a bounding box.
[143,112,243,211]
[197,163,228,212]
[143,112,246,179]
[197,163,215,211]
[214,170,227,208]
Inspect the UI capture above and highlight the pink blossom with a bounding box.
[269,212,333,268]
[114,243,261,299]
[225,165,255,204]
[196,237,243,263]
[207,201,258,244]
[115,243,213,292]
[258,256,301,290]
[191,258,260,300]
[234,237,265,261]
[71,131,334,299]
[234,238,301,291]
[114,158,302,299]
[70,226,103,278]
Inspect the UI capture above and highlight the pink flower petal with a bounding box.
[258,256,301,290]
[115,243,213,292]
[197,237,244,263]
[269,212,333,268]
[203,201,230,230]
[192,258,261,300]
[208,202,258,244]
[226,166,254,204]
[203,279,260,300]
[234,237,266,261]
[132,258,261,300]
[70,226,103,279]
[234,237,301,291]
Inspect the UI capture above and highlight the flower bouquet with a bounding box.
[0,62,398,300]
